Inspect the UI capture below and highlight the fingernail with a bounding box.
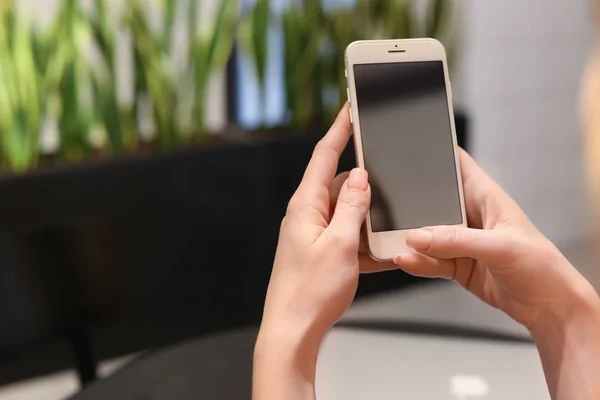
[348,168,368,191]
[406,229,433,251]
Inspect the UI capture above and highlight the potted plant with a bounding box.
[0,0,277,385]
[0,0,467,385]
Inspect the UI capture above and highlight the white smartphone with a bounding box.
[345,38,467,262]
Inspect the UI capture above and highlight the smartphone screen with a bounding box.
[353,61,463,232]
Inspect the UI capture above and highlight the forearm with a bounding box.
[531,291,600,399]
[253,322,324,400]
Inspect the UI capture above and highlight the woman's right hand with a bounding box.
[394,149,600,332]
[396,149,600,398]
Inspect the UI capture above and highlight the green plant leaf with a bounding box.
[0,4,42,171]
[92,0,116,76]
[384,0,411,39]
[195,0,237,84]
[282,7,324,128]
[92,59,125,152]
[238,0,270,92]
[322,9,367,119]
[188,0,198,60]
[0,51,16,169]
[163,0,176,53]
[126,0,180,147]
[251,0,270,88]
[425,0,450,38]
[4,112,35,171]
[191,0,237,134]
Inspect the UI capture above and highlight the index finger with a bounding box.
[297,103,352,201]
[458,148,494,195]
[458,148,530,227]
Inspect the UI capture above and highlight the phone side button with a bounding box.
[349,106,353,124]
[346,88,351,103]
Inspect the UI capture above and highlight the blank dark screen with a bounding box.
[353,61,462,232]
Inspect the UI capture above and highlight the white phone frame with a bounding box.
[345,38,467,262]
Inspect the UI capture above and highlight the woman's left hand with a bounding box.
[253,104,393,400]
[260,104,374,340]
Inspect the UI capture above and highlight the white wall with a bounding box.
[460,0,595,246]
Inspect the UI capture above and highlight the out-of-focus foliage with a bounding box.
[0,0,238,172]
[0,0,457,173]
[0,0,43,171]
[243,0,458,129]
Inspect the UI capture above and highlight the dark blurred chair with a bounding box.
[0,219,124,386]
[68,328,257,400]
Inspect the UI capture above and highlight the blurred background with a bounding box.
[0,0,598,399]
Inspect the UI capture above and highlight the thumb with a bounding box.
[406,226,519,267]
[325,168,370,248]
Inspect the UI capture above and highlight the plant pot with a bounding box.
[0,141,272,384]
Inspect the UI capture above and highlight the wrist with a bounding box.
[529,286,600,399]
[254,318,325,398]
[530,282,600,340]
[255,316,325,365]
